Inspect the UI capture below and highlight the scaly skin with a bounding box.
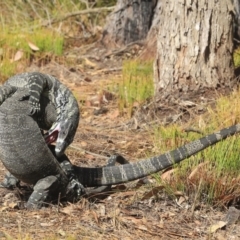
[3,72,80,157]
[0,88,71,208]
[0,87,127,207]
[73,124,240,186]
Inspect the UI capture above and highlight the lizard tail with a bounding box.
[74,124,240,186]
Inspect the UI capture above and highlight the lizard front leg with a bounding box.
[26,175,61,209]
[19,73,49,115]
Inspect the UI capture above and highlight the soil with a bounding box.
[0,41,239,240]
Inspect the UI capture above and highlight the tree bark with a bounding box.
[154,0,235,98]
[233,0,240,40]
[101,0,157,47]
[138,0,161,60]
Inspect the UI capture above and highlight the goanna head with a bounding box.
[45,114,79,157]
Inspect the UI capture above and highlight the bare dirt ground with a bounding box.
[0,42,240,239]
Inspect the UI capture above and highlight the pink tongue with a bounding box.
[44,131,58,144]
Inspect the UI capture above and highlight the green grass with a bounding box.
[1,27,63,55]
[151,89,240,206]
[234,46,240,67]
[0,0,116,81]
[0,27,64,81]
[117,60,154,117]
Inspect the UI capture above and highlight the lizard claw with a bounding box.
[28,101,41,116]
[28,106,40,116]
[66,179,85,201]
[19,94,40,115]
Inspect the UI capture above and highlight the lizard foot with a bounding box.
[0,172,20,189]
[19,94,41,115]
[26,175,60,209]
[28,100,41,116]
[66,179,86,202]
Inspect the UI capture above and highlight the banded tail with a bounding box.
[74,124,240,186]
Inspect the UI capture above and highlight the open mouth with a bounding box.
[44,130,59,144]
[44,122,61,145]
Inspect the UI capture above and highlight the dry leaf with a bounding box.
[84,77,92,82]
[102,90,114,101]
[162,212,176,218]
[84,58,97,68]
[11,50,23,62]
[133,101,139,107]
[28,41,40,51]
[91,210,99,224]
[209,221,227,233]
[109,109,119,119]
[8,202,18,209]
[158,219,164,228]
[161,169,175,181]
[177,196,186,205]
[40,222,54,227]
[58,229,66,237]
[174,191,184,196]
[0,206,9,212]
[87,95,100,106]
[99,204,106,217]
[60,205,74,215]
[141,186,164,200]
[81,111,89,117]
[109,208,121,218]
[85,154,95,160]
[137,225,148,231]
[85,100,92,107]
[80,141,88,147]
[188,161,209,181]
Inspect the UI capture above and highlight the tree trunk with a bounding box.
[234,0,240,40]
[154,0,235,99]
[101,0,157,48]
[138,0,161,60]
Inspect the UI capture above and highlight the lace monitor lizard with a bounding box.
[0,72,80,157]
[0,87,128,208]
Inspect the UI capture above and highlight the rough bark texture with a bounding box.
[101,0,156,47]
[154,0,235,97]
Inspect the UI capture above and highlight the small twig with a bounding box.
[26,0,43,20]
[90,67,122,75]
[191,178,203,217]
[104,40,145,58]
[183,127,203,135]
[40,6,115,27]
[57,192,61,213]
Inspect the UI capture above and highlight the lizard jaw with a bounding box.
[44,130,59,144]
[44,123,61,144]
